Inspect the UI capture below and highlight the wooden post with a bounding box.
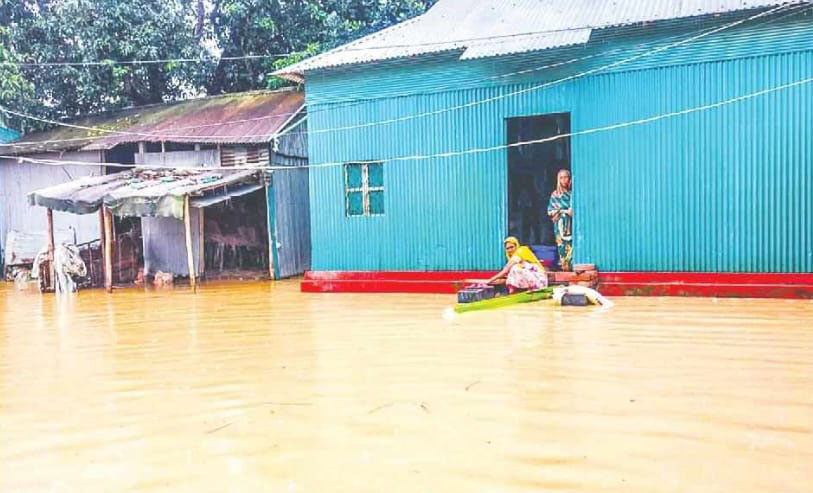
[103,207,113,293]
[98,208,106,287]
[46,208,55,292]
[184,195,197,293]
[198,207,205,278]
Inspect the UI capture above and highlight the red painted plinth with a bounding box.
[301,271,493,294]
[598,272,813,299]
[302,271,813,299]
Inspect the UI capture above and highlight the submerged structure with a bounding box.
[28,168,263,292]
[3,88,310,290]
[276,0,813,297]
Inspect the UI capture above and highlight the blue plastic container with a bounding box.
[530,245,558,267]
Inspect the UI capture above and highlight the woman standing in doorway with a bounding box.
[547,169,572,271]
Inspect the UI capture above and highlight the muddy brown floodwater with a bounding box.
[1,280,812,492]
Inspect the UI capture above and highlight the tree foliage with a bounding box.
[0,26,33,126]
[207,0,437,94]
[0,0,437,132]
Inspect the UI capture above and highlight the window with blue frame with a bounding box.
[344,162,384,217]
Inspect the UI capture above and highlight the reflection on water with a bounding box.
[1,281,812,492]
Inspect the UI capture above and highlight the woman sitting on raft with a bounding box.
[486,237,548,292]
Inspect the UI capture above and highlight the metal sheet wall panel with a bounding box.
[272,167,312,278]
[574,52,813,272]
[0,151,103,255]
[135,152,202,276]
[142,150,218,168]
[270,118,311,278]
[306,23,813,272]
[275,117,308,159]
[141,212,201,276]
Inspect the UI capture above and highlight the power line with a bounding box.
[4,3,807,68]
[0,3,805,146]
[0,46,613,148]
[0,104,307,144]
[290,2,810,54]
[5,72,812,172]
[297,3,801,136]
[314,1,812,108]
[0,54,295,68]
[0,37,637,148]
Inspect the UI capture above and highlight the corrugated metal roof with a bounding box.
[189,182,264,208]
[28,167,262,218]
[5,89,304,154]
[84,89,304,150]
[276,0,801,78]
[3,106,156,155]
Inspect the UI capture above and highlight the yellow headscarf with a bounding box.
[504,236,543,267]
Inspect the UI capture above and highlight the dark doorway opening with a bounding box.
[202,189,269,278]
[104,144,141,244]
[506,113,571,250]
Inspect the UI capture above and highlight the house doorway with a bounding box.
[506,113,571,257]
[201,189,269,279]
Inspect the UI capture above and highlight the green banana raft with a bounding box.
[454,287,553,313]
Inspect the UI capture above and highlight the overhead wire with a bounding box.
[306,2,812,109]
[0,3,807,146]
[1,18,730,144]
[3,5,806,67]
[299,3,803,135]
[0,54,295,68]
[0,37,647,149]
[5,71,812,172]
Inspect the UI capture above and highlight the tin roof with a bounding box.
[276,0,799,79]
[28,167,263,219]
[3,106,155,155]
[4,88,304,154]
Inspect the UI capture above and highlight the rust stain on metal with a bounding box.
[7,89,304,154]
[86,89,304,148]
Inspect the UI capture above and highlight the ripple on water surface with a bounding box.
[1,281,812,492]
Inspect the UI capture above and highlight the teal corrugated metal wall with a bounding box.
[306,12,813,272]
[0,127,20,144]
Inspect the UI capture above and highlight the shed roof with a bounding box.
[28,167,263,219]
[4,89,304,155]
[276,0,799,80]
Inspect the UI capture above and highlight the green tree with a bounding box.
[0,26,33,130]
[207,0,437,94]
[0,0,437,131]
[0,0,205,128]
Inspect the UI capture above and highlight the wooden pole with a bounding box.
[103,207,113,293]
[98,208,106,265]
[198,207,205,278]
[184,195,197,293]
[46,208,55,292]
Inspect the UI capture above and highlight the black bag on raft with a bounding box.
[561,293,589,306]
[457,286,497,303]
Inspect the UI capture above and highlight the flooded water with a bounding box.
[1,281,812,492]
